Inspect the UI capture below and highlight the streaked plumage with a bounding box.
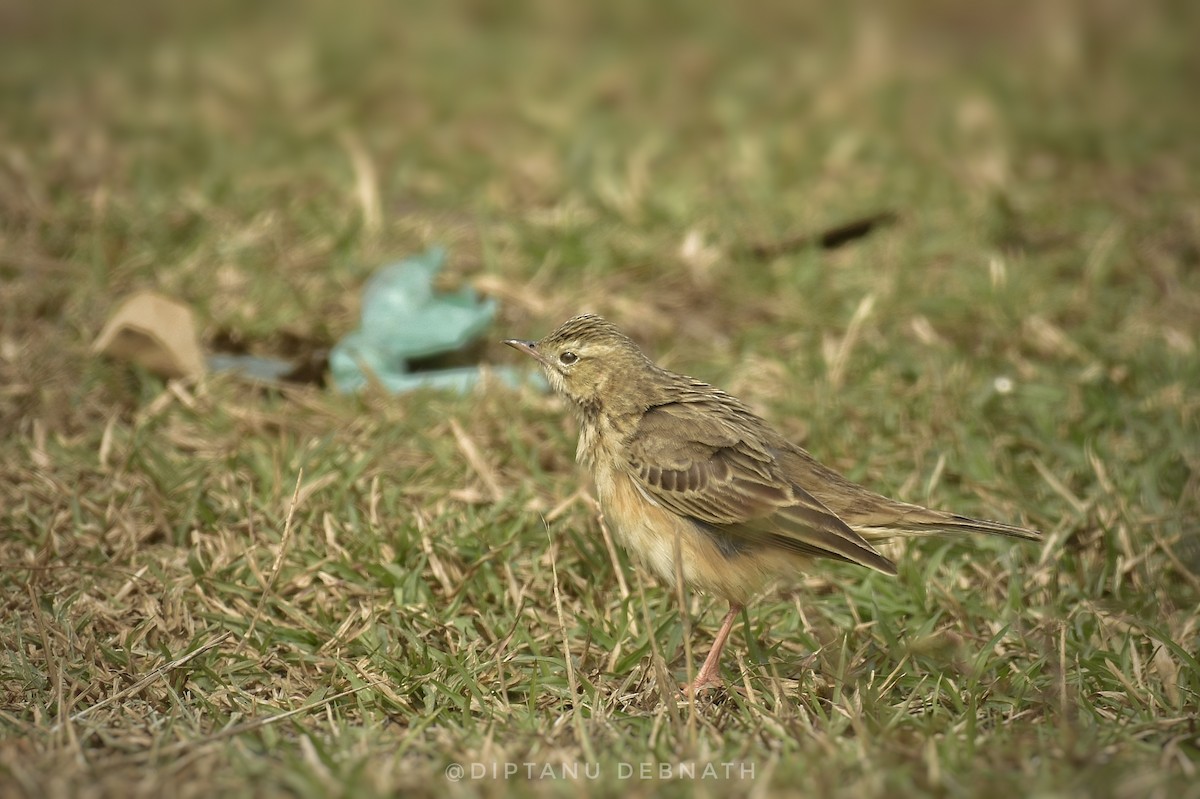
[505,313,1042,693]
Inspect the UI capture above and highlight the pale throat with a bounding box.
[574,401,643,472]
[575,412,610,467]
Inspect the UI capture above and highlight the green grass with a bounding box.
[2,1,1199,797]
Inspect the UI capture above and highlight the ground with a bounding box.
[1,1,1198,797]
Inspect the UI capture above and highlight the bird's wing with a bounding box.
[625,401,897,574]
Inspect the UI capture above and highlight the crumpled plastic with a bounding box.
[330,247,533,393]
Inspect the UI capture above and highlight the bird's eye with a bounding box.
[559,351,579,365]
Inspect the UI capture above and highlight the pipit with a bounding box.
[505,314,1042,695]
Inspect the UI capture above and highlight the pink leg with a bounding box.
[685,603,743,695]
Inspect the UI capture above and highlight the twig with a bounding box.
[741,211,899,260]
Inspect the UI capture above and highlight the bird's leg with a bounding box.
[685,602,743,695]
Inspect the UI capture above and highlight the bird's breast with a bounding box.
[592,466,792,605]
[575,421,601,466]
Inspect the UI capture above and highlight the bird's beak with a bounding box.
[503,339,550,368]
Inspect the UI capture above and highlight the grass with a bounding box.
[2,1,1199,796]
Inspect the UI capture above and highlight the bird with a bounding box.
[504,314,1042,696]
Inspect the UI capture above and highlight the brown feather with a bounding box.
[626,400,898,575]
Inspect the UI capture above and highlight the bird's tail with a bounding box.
[906,513,1042,541]
[855,506,1043,543]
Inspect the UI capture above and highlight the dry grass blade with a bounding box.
[450,418,504,502]
[1032,457,1090,517]
[99,681,388,767]
[237,470,304,655]
[825,294,876,390]
[548,528,579,699]
[58,632,235,730]
[340,130,382,235]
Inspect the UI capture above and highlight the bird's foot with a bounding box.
[681,667,724,698]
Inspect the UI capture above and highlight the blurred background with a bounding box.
[4,0,1196,376]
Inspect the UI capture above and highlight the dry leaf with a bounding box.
[93,291,206,378]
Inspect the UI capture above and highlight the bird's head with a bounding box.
[504,314,652,412]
